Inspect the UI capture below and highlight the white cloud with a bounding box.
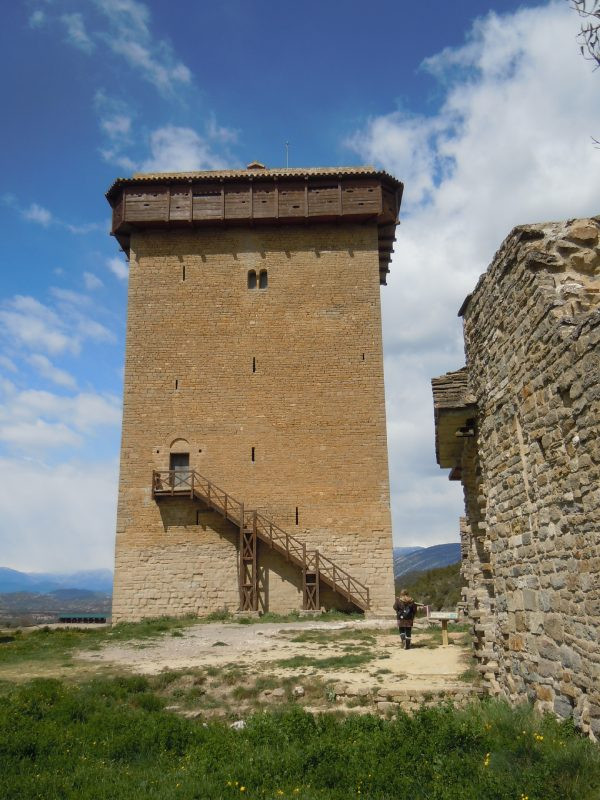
[94,0,191,94]
[76,318,115,343]
[51,287,91,307]
[0,457,117,571]
[347,1,600,547]
[101,114,132,139]
[106,255,129,281]
[100,148,138,171]
[0,385,121,454]
[141,125,229,172]
[65,221,104,235]
[84,272,104,290]
[0,420,82,450]
[0,355,17,374]
[27,354,77,390]
[23,202,53,227]
[0,295,76,355]
[60,12,95,53]
[29,10,46,28]
[0,294,117,357]
[9,196,102,235]
[206,114,239,145]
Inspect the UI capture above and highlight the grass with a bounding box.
[234,609,364,625]
[0,609,365,673]
[0,616,200,669]
[284,628,377,645]
[274,652,376,670]
[1,676,599,800]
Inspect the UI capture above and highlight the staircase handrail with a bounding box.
[152,469,370,609]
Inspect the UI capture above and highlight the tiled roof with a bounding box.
[106,165,402,198]
[431,367,476,410]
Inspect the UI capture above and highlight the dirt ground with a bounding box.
[80,618,472,692]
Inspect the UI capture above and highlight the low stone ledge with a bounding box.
[332,684,486,715]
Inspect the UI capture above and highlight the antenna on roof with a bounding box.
[285,141,290,168]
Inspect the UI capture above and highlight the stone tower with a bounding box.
[107,164,403,621]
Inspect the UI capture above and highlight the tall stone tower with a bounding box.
[107,164,403,621]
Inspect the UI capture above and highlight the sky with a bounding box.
[1,0,599,573]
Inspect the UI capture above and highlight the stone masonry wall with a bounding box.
[113,222,395,621]
[456,217,600,737]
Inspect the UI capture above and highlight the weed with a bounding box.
[275,652,375,670]
[0,616,200,670]
[203,609,232,622]
[285,628,376,645]
[0,678,580,800]
[458,666,481,684]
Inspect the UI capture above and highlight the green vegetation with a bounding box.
[0,610,364,672]
[274,652,376,670]
[234,609,364,625]
[1,677,599,800]
[283,628,377,645]
[396,562,462,610]
[0,616,200,668]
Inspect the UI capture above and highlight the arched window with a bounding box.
[259,269,268,289]
[247,270,257,289]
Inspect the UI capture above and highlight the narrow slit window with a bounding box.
[182,264,186,281]
[259,269,268,289]
[295,507,299,526]
[175,379,179,390]
[251,447,255,462]
[247,270,257,289]
[252,357,256,373]
[362,353,365,361]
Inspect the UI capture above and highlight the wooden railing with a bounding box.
[152,470,370,610]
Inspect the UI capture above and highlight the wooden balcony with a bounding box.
[106,166,403,285]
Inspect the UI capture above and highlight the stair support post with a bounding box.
[238,508,258,612]
[303,548,320,611]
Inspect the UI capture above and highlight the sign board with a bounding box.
[428,611,459,621]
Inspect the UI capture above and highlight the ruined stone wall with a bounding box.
[457,217,600,737]
[113,223,395,621]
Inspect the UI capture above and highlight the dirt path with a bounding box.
[80,618,471,692]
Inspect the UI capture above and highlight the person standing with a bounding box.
[393,590,418,649]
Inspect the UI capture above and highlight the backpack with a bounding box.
[397,602,413,620]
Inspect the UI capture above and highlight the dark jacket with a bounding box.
[393,597,417,627]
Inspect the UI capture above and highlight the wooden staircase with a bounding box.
[152,470,370,613]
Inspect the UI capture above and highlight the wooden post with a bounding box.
[442,619,449,647]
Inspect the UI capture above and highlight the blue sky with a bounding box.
[1,0,599,572]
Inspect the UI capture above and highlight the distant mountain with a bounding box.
[393,543,461,579]
[394,547,423,557]
[0,589,111,618]
[0,568,113,594]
